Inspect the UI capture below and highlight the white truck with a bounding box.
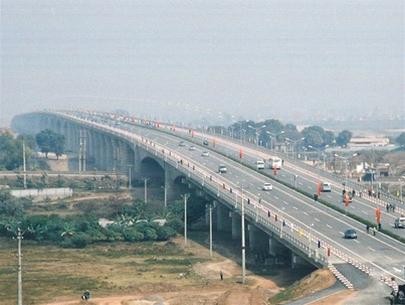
[268,157,282,169]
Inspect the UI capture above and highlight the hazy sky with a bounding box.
[1,0,404,126]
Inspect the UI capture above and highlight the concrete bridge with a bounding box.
[12,110,405,293]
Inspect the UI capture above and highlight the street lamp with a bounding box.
[334,153,359,191]
[265,130,285,151]
[308,145,329,170]
[285,137,305,159]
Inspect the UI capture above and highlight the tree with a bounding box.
[336,130,353,147]
[396,132,405,147]
[35,129,65,159]
[0,134,20,170]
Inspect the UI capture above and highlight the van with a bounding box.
[256,160,265,170]
[394,217,405,229]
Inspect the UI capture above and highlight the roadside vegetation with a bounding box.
[0,188,207,248]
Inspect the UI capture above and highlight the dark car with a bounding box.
[344,229,357,239]
[203,139,209,146]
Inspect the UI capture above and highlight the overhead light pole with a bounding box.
[240,185,246,284]
[143,177,149,203]
[182,193,190,246]
[22,139,27,189]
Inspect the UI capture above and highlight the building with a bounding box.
[349,136,390,148]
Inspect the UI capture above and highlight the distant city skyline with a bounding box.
[1,1,404,127]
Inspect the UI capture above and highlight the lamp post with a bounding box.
[240,185,246,284]
[182,193,190,246]
[285,137,305,159]
[266,130,285,151]
[334,153,359,191]
[143,177,149,203]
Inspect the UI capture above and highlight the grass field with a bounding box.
[0,237,207,305]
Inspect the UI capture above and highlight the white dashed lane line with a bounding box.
[303,212,309,216]
[283,201,289,205]
[353,239,360,244]
[315,218,320,222]
[339,231,344,235]
[293,206,298,210]
[326,224,332,229]
[367,246,376,252]
[298,182,304,185]
[361,210,368,215]
[274,196,279,200]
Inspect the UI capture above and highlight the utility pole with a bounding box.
[128,165,132,190]
[182,193,190,246]
[17,228,23,305]
[209,201,215,258]
[79,130,87,172]
[22,140,27,189]
[163,182,167,208]
[144,178,149,203]
[240,186,246,284]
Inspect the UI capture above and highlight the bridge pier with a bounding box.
[291,253,309,269]
[231,211,241,240]
[216,204,231,232]
[248,224,269,253]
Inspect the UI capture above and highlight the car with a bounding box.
[203,139,209,146]
[178,141,186,147]
[256,160,265,170]
[394,217,405,229]
[343,229,357,239]
[201,151,209,157]
[218,165,227,173]
[321,182,332,192]
[189,146,196,151]
[262,182,273,191]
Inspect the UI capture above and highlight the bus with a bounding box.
[268,157,282,170]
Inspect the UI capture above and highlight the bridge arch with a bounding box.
[140,156,165,185]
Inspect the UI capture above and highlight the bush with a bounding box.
[123,227,144,242]
[156,226,176,241]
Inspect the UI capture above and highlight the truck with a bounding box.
[268,157,282,170]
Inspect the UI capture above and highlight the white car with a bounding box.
[262,182,273,191]
[201,151,209,157]
[256,160,265,170]
[321,182,332,192]
[218,165,227,173]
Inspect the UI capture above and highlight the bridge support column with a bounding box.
[291,253,309,269]
[248,225,269,252]
[231,212,241,240]
[216,204,231,232]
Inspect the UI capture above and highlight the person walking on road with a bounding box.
[366,224,370,234]
[372,227,376,236]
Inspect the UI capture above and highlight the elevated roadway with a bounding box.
[13,110,405,293]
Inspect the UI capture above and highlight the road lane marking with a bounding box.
[283,201,289,205]
[353,239,360,244]
[367,246,376,252]
[393,267,402,273]
[326,224,332,229]
[361,210,368,215]
[274,196,279,200]
[293,206,298,210]
[303,212,309,216]
[315,218,320,222]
